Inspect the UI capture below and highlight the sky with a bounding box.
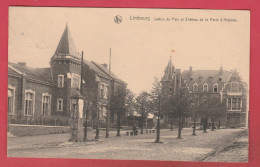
[8,7,250,95]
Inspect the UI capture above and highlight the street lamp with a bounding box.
[155,94,161,143]
[69,89,83,142]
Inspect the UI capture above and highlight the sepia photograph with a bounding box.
[7,7,249,162]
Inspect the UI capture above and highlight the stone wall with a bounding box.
[9,124,70,137]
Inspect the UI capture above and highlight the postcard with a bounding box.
[7,7,249,162]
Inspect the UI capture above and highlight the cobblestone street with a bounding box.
[8,128,248,161]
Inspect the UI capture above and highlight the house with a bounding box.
[8,24,126,127]
[161,57,248,128]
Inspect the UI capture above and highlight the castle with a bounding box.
[161,56,248,128]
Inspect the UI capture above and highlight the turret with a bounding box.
[50,24,81,115]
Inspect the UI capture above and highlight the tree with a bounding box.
[150,77,162,143]
[161,94,177,131]
[125,89,136,116]
[188,93,208,135]
[207,95,226,131]
[150,77,162,120]
[111,86,127,137]
[135,91,151,134]
[175,88,190,139]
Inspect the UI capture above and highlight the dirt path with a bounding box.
[202,130,248,162]
[8,128,248,162]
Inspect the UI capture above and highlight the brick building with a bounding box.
[161,57,248,128]
[8,24,126,126]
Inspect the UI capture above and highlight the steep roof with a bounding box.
[161,56,175,81]
[54,24,79,58]
[182,69,232,83]
[8,62,54,85]
[83,59,125,84]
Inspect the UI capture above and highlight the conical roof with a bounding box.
[162,56,175,81]
[54,24,79,58]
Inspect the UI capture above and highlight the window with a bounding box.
[104,85,109,99]
[237,98,241,110]
[8,87,15,115]
[203,83,208,92]
[213,83,218,93]
[232,98,237,110]
[169,88,172,92]
[228,97,242,111]
[227,113,240,124]
[58,75,64,87]
[231,82,239,92]
[42,94,51,116]
[228,98,231,110]
[100,106,107,117]
[57,99,63,111]
[193,83,198,92]
[25,91,34,116]
[72,75,80,88]
[100,84,104,98]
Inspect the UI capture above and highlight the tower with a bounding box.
[161,56,177,96]
[50,24,81,115]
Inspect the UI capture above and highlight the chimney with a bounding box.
[18,62,26,67]
[189,66,193,80]
[102,63,108,68]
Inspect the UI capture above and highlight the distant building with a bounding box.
[161,57,248,128]
[8,24,126,126]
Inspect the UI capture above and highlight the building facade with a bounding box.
[161,57,248,128]
[8,24,126,127]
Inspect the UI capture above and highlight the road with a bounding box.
[8,128,248,162]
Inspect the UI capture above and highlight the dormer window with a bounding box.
[213,83,218,93]
[231,82,239,92]
[203,83,208,92]
[193,83,198,92]
[58,75,64,88]
[219,76,222,81]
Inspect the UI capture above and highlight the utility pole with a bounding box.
[106,48,112,138]
[155,94,161,143]
[80,51,88,141]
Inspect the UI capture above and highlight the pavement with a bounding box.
[7,128,248,162]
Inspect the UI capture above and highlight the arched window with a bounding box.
[57,99,63,112]
[193,83,198,92]
[203,83,208,92]
[213,83,218,93]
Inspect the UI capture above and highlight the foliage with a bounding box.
[149,77,162,116]
[135,91,152,120]
[111,86,127,115]
[124,88,136,116]
[174,88,190,118]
